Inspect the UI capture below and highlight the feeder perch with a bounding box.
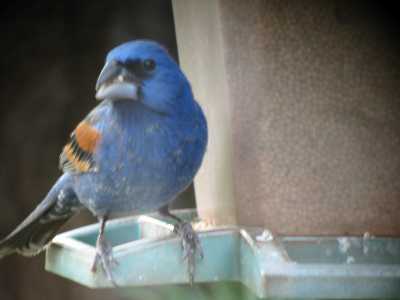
[45,209,400,299]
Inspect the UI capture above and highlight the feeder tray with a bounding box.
[46,209,400,299]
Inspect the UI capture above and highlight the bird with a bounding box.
[0,40,208,285]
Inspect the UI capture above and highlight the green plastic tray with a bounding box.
[45,209,400,299]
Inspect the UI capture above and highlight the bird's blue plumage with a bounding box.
[0,40,207,284]
[105,40,189,115]
[74,41,207,216]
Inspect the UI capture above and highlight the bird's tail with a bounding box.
[0,174,81,258]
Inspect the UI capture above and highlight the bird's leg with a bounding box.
[91,216,118,286]
[158,205,203,285]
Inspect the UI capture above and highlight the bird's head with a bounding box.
[95,40,190,114]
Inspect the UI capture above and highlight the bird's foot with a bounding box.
[91,236,118,286]
[174,222,203,285]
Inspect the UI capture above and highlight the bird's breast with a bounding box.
[94,114,201,191]
[76,102,207,215]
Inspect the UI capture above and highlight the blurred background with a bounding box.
[0,1,199,299]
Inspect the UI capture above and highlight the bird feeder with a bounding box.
[46,1,400,298]
[46,210,400,298]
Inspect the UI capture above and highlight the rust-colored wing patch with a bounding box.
[59,121,101,173]
[74,121,101,153]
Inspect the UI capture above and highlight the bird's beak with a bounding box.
[95,60,139,101]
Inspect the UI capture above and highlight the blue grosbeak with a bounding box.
[0,40,208,285]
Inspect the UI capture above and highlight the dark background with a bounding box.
[0,1,194,299]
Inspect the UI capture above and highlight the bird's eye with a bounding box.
[143,59,156,72]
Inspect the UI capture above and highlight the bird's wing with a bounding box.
[0,174,80,258]
[59,109,103,174]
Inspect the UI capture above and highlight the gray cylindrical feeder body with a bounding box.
[173,0,400,235]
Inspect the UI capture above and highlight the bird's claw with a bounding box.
[174,222,203,285]
[91,237,118,286]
